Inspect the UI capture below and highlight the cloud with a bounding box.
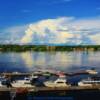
[20,17,75,44]
[89,34,100,45]
[1,16,100,45]
[20,16,100,45]
[1,25,28,44]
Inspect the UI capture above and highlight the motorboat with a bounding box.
[86,69,98,75]
[44,75,71,88]
[0,77,35,88]
[12,73,39,88]
[12,77,35,88]
[78,77,100,87]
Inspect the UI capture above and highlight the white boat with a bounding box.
[12,73,39,88]
[44,76,70,88]
[0,77,35,88]
[78,77,100,87]
[12,77,35,88]
[86,69,98,75]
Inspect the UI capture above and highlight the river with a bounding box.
[0,51,100,73]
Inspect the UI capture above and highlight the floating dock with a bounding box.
[0,86,100,100]
[0,86,100,92]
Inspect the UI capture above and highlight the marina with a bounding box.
[0,0,100,99]
[0,69,100,92]
[0,51,100,99]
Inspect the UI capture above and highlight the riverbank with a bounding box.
[0,44,100,52]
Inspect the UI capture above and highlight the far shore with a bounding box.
[0,44,100,52]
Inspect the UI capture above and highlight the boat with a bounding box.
[78,77,100,87]
[86,69,98,75]
[44,75,71,88]
[0,76,35,88]
[12,77,36,88]
[12,73,40,88]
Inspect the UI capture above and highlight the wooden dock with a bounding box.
[0,86,100,92]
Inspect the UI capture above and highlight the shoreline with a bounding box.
[0,44,100,52]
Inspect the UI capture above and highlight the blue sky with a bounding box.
[0,0,100,45]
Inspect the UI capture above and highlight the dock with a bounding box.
[0,86,100,100]
[0,86,100,92]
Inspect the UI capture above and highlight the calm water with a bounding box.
[0,51,100,73]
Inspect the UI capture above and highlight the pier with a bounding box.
[0,86,100,100]
[0,85,100,92]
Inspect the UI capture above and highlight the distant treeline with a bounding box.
[0,44,100,52]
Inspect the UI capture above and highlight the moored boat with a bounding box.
[12,77,35,88]
[0,76,35,88]
[86,69,98,75]
[78,77,100,87]
[44,75,71,88]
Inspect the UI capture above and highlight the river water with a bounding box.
[0,51,100,73]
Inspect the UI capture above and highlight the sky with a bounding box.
[0,0,100,45]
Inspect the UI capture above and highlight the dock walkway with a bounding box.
[0,86,100,92]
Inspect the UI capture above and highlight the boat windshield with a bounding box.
[56,81,64,83]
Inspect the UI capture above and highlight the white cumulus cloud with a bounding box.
[20,17,100,45]
[21,17,76,44]
[1,16,100,45]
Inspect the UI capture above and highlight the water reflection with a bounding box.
[0,51,100,72]
[21,52,34,68]
[20,51,100,72]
